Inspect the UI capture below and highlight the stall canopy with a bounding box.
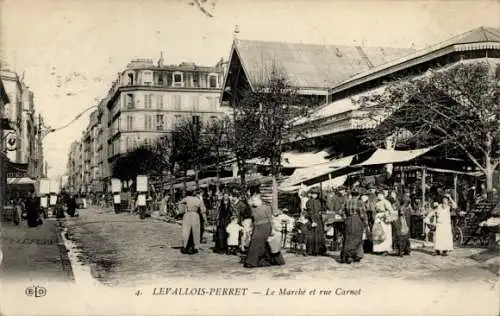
[246,149,331,168]
[7,177,35,185]
[280,155,356,188]
[352,146,435,167]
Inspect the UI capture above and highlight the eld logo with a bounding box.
[25,285,47,298]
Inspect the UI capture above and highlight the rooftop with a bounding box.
[230,39,415,90]
[330,26,500,94]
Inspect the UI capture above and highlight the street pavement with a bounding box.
[0,217,74,283]
[0,206,497,315]
[62,206,499,286]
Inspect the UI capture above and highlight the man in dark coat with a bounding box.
[25,192,41,227]
[66,194,77,217]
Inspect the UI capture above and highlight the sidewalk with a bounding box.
[0,218,74,282]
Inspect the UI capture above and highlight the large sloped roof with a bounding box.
[330,26,500,94]
[232,39,414,90]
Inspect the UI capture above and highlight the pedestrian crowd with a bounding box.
[170,179,492,268]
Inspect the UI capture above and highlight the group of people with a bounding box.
[7,190,79,227]
[292,183,458,264]
[178,185,285,268]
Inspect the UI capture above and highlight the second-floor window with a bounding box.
[144,94,153,108]
[156,114,164,131]
[156,95,164,109]
[144,114,152,130]
[172,72,183,87]
[126,116,134,130]
[172,94,181,110]
[191,95,199,111]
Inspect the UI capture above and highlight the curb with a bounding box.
[54,219,76,282]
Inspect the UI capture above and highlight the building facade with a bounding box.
[67,56,228,193]
[0,64,43,178]
[67,140,84,192]
[106,58,227,164]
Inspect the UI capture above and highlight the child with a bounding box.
[292,212,308,256]
[396,195,412,257]
[226,216,244,255]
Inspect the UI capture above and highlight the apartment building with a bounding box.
[106,57,227,165]
[67,56,228,193]
[0,63,43,178]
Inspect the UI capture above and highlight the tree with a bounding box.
[358,60,500,195]
[111,146,166,183]
[170,118,211,189]
[151,134,180,199]
[237,67,315,210]
[204,117,232,192]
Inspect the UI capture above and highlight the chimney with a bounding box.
[233,25,240,39]
[158,51,165,67]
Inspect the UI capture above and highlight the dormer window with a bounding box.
[172,72,184,87]
[208,74,218,88]
[127,73,134,85]
[142,71,153,85]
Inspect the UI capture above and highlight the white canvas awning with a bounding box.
[247,149,331,168]
[7,177,35,185]
[354,147,434,167]
[280,155,355,188]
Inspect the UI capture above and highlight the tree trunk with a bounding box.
[272,174,279,212]
[237,159,246,192]
[215,164,220,193]
[485,156,494,200]
[195,168,200,190]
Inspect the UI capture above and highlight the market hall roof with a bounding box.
[329,26,500,95]
[224,39,415,92]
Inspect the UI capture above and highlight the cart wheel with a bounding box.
[453,227,463,247]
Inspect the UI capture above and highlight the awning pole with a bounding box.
[453,173,458,202]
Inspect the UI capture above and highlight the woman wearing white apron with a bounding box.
[373,191,394,255]
[432,194,456,256]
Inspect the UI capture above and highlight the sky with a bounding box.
[0,0,499,179]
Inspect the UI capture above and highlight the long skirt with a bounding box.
[373,220,393,253]
[213,216,231,253]
[26,207,39,227]
[241,219,253,249]
[306,222,326,256]
[341,215,364,262]
[182,212,200,250]
[244,222,285,268]
[434,221,453,251]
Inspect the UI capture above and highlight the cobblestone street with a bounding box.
[63,207,498,287]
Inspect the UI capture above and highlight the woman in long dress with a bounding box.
[179,190,204,255]
[244,186,285,268]
[305,187,327,256]
[373,191,393,255]
[432,194,456,256]
[213,193,233,254]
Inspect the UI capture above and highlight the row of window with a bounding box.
[124,93,219,111]
[127,71,219,89]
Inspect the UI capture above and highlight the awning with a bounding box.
[280,155,355,187]
[246,149,331,168]
[353,147,434,167]
[7,177,35,185]
[293,86,388,125]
